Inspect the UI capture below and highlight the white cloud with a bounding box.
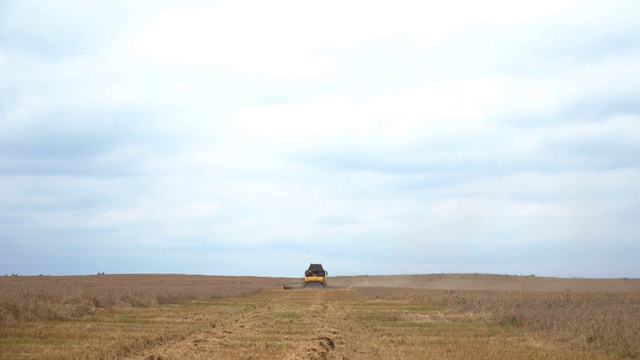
[231,78,503,140]
[134,1,577,77]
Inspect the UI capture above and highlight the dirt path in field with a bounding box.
[125,289,367,360]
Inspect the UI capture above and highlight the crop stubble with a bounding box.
[1,274,639,359]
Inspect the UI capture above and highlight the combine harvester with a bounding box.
[303,263,328,287]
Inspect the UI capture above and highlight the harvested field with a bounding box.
[1,274,639,359]
[331,273,640,292]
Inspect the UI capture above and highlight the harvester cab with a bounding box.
[303,263,327,287]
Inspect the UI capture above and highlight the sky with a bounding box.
[1,0,639,278]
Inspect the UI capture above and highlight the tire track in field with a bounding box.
[126,302,277,359]
[263,289,376,360]
[123,289,364,360]
[283,296,343,360]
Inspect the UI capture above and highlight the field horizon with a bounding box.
[5,272,640,292]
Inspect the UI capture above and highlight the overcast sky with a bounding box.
[1,0,639,278]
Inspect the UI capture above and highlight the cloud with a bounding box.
[231,78,503,141]
[134,1,577,77]
[1,0,639,277]
[0,1,141,61]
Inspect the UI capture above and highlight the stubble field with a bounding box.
[1,274,639,359]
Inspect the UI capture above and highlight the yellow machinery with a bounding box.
[303,263,327,287]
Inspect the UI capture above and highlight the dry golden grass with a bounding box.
[354,288,640,358]
[0,274,289,323]
[1,274,638,359]
[331,273,640,292]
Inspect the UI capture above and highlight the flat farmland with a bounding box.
[1,274,639,359]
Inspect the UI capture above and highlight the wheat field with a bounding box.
[1,274,639,359]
